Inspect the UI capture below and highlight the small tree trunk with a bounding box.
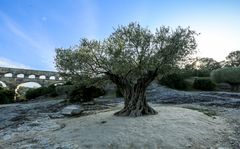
[114,85,157,117]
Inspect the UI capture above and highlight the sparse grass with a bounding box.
[184,106,217,118]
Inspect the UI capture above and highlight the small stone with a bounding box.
[61,105,83,116]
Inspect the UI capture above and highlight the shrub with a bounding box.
[193,78,216,91]
[69,85,105,102]
[25,84,58,100]
[47,84,58,97]
[55,85,74,95]
[194,69,211,77]
[0,88,15,104]
[25,87,46,99]
[211,67,240,91]
[158,73,188,90]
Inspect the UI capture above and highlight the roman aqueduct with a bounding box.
[0,67,64,89]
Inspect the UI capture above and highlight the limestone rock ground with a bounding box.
[0,106,233,149]
[0,84,240,148]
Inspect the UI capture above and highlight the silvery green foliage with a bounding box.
[211,67,240,84]
[55,23,197,85]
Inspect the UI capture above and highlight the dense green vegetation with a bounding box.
[18,81,105,103]
[159,51,240,91]
[158,73,188,90]
[193,78,216,91]
[0,87,15,104]
[211,67,240,91]
[68,85,105,102]
[25,84,58,100]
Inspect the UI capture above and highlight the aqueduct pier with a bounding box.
[0,67,64,89]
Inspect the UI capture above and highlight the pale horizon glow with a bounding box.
[195,24,240,61]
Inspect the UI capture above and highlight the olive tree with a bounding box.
[55,23,197,117]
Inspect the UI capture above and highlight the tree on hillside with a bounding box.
[225,50,240,67]
[55,23,198,117]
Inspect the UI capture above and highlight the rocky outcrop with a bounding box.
[146,84,240,108]
[61,105,83,115]
[0,99,65,130]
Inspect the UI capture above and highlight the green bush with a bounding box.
[211,67,240,91]
[55,85,74,95]
[47,84,58,97]
[194,69,211,77]
[69,85,105,102]
[193,78,216,91]
[211,67,240,84]
[182,69,211,78]
[158,73,188,90]
[25,84,58,100]
[0,87,15,104]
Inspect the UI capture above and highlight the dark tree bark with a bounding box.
[106,70,158,117]
[114,84,158,117]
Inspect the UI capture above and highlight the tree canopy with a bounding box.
[56,23,197,84]
[196,58,221,71]
[225,50,240,67]
[185,57,221,71]
[55,22,198,117]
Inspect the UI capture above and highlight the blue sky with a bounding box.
[0,0,240,71]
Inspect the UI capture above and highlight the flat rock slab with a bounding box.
[0,106,232,149]
[61,105,83,116]
[0,99,65,130]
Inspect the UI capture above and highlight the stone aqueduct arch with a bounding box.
[0,67,65,89]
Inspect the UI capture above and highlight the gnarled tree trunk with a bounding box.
[114,85,157,117]
[106,71,158,117]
